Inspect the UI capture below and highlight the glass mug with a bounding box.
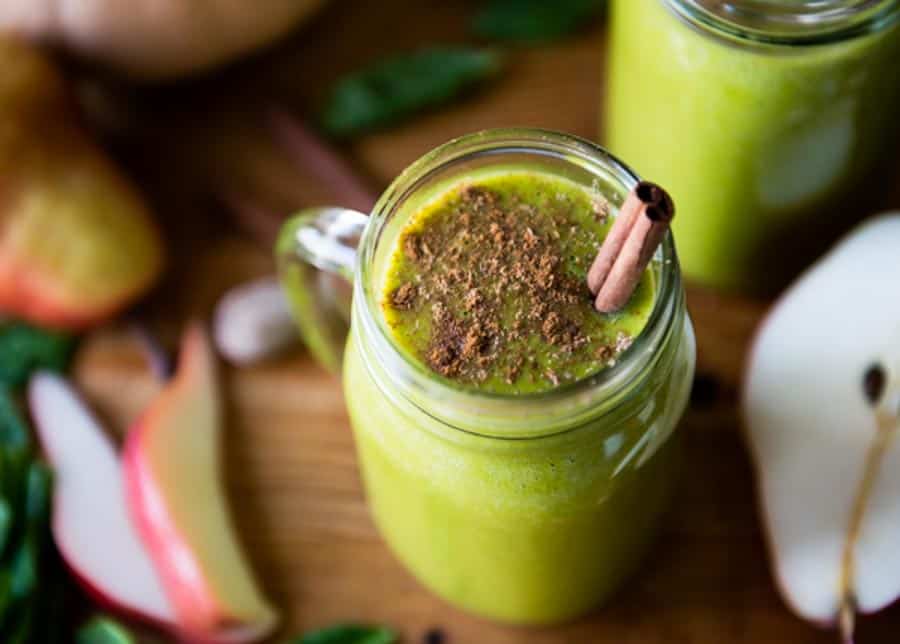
[277,129,696,624]
[606,0,900,293]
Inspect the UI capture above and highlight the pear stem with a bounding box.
[837,409,898,643]
[839,600,855,644]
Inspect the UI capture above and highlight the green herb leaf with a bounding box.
[320,47,503,138]
[77,616,137,644]
[8,534,38,601]
[3,594,34,644]
[0,447,32,534]
[0,570,11,628]
[24,462,52,526]
[0,388,30,450]
[0,500,12,558]
[0,378,64,641]
[0,321,75,388]
[473,0,606,43]
[295,624,397,644]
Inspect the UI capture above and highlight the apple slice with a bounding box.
[27,372,175,629]
[744,214,900,640]
[123,323,278,643]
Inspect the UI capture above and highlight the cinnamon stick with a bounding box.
[586,181,659,294]
[588,181,674,313]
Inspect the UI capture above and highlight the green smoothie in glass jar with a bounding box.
[277,130,695,624]
[606,0,900,293]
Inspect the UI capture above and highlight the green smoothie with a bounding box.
[381,171,655,394]
[345,338,689,623]
[278,130,695,624]
[606,0,900,292]
[341,168,693,623]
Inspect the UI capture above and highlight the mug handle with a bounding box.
[276,207,368,373]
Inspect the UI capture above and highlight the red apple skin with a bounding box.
[123,324,277,644]
[63,561,175,633]
[123,423,224,638]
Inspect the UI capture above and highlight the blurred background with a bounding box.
[2,0,900,642]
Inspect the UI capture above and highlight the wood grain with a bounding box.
[71,1,900,641]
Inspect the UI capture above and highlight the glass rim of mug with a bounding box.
[664,0,900,47]
[352,128,688,439]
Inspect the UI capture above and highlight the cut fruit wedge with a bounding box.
[27,372,175,629]
[0,37,163,330]
[744,214,900,640]
[123,323,278,643]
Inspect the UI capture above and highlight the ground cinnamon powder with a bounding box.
[386,183,631,390]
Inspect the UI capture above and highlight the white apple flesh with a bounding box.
[123,323,278,643]
[744,214,900,638]
[27,372,176,629]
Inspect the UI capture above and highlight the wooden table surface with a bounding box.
[69,1,900,642]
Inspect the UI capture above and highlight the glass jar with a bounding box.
[277,129,696,624]
[606,0,900,293]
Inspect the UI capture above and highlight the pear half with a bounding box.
[744,215,900,639]
[0,36,163,329]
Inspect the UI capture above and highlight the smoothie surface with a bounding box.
[382,171,656,394]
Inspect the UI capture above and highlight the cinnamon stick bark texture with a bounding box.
[587,181,674,313]
[586,181,658,294]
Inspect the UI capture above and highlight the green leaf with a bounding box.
[0,447,32,546]
[0,388,30,450]
[0,380,66,641]
[294,624,397,644]
[77,617,136,644]
[0,500,11,557]
[24,462,52,526]
[320,47,503,138]
[3,595,34,644]
[8,535,37,601]
[473,0,606,43]
[0,321,75,388]
[0,571,11,629]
